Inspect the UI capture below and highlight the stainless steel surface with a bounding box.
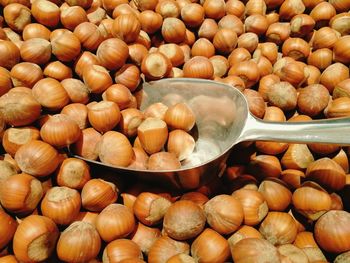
[74,78,350,189]
[242,113,350,144]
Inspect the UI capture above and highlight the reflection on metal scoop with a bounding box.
[75,78,350,190]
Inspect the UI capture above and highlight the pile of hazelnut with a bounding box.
[0,0,350,262]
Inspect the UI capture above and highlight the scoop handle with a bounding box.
[240,113,350,145]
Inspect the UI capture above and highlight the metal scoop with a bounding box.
[75,78,350,189]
